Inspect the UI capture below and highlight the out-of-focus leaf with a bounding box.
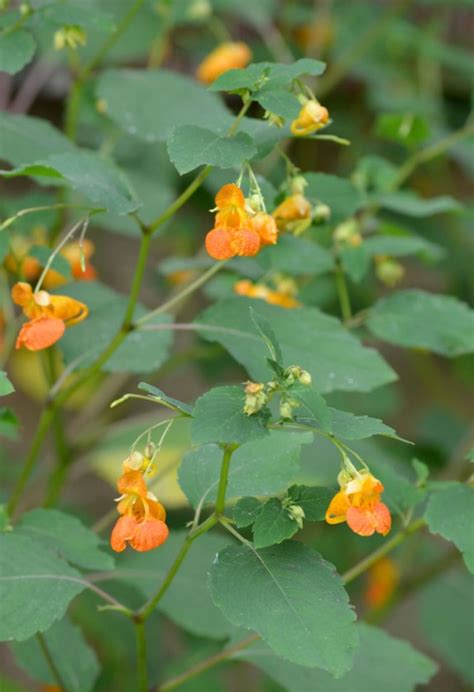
[375,192,462,217]
[0,30,35,75]
[305,173,363,224]
[425,484,474,571]
[367,290,474,357]
[375,113,430,147]
[0,372,14,396]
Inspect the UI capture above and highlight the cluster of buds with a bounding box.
[242,364,312,419]
[272,176,313,235]
[234,275,300,309]
[284,500,306,529]
[333,219,363,248]
[290,97,330,137]
[205,184,278,260]
[122,445,158,479]
[196,42,252,84]
[374,255,405,287]
[54,25,87,51]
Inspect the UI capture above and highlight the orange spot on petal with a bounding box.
[205,228,236,260]
[16,316,65,351]
[373,502,391,536]
[230,228,261,257]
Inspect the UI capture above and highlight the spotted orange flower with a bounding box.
[214,183,248,229]
[247,212,278,246]
[12,281,88,351]
[110,470,169,553]
[196,42,252,84]
[205,184,262,260]
[364,557,399,608]
[291,100,329,137]
[326,469,391,537]
[272,193,312,232]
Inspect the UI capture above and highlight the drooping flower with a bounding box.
[12,281,88,351]
[196,42,252,84]
[325,469,391,537]
[110,469,169,553]
[272,193,312,233]
[205,184,262,260]
[291,100,329,137]
[247,212,278,246]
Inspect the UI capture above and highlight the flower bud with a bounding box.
[375,256,405,287]
[264,111,285,128]
[333,219,361,247]
[290,176,308,195]
[54,25,87,51]
[144,442,156,459]
[243,381,267,416]
[284,365,312,386]
[287,504,305,529]
[123,451,144,471]
[313,203,331,223]
[187,0,211,19]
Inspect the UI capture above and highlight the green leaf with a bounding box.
[0,112,75,168]
[167,125,257,174]
[287,484,335,521]
[0,29,36,75]
[96,68,231,143]
[191,385,268,445]
[252,498,298,548]
[250,307,282,364]
[58,282,173,374]
[138,383,193,415]
[196,297,397,393]
[363,231,444,262]
[233,497,264,527]
[210,59,326,94]
[0,534,85,641]
[375,113,430,147]
[425,484,474,571]
[367,290,474,357]
[291,384,332,432]
[178,431,312,508]
[0,372,14,396]
[241,623,437,692]
[257,235,335,276]
[0,408,19,440]
[305,173,363,224]
[209,541,357,672]
[11,617,100,692]
[1,151,139,216]
[17,509,114,571]
[113,531,235,639]
[329,408,405,441]
[419,571,474,685]
[376,191,462,217]
[43,1,115,32]
[340,245,370,283]
[255,88,300,119]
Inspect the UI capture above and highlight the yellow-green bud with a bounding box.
[284,365,312,387]
[187,0,211,19]
[313,203,331,223]
[280,397,298,420]
[124,451,144,471]
[144,442,156,459]
[54,25,87,51]
[333,219,361,247]
[290,175,307,195]
[243,381,267,416]
[19,2,31,16]
[375,256,405,287]
[287,504,305,529]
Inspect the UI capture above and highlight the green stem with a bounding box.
[135,620,149,692]
[138,514,217,621]
[7,408,55,516]
[215,446,234,515]
[36,631,68,691]
[341,518,426,584]
[334,260,352,323]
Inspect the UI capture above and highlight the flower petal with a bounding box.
[325,490,350,525]
[205,228,236,260]
[130,519,169,552]
[230,228,261,257]
[215,183,246,210]
[248,212,278,246]
[117,470,147,497]
[110,515,138,552]
[346,507,376,536]
[16,317,65,351]
[373,502,391,536]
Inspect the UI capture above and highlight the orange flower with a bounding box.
[196,42,252,84]
[110,469,169,553]
[291,100,329,137]
[214,183,248,229]
[247,212,278,246]
[272,194,312,231]
[234,278,300,309]
[12,281,88,351]
[364,557,399,609]
[326,469,391,537]
[205,184,263,260]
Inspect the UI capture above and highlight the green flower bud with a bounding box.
[243,381,267,416]
[313,203,331,223]
[287,504,305,529]
[375,256,405,287]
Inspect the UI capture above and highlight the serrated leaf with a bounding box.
[111,531,234,639]
[167,125,257,174]
[96,68,231,143]
[252,498,298,548]
[241,623,437,692]
[0,372,14,396]
[209,541,357,672]
[138,383,192,415]
[304,172,363,224]
[287,484,335,521]
[179,431,312,508]
[255,88,300,119]
[257,234,335,276]
[329,407,405,441]
[367,290,474,357]
[17,509,114,571]
[0,29,36,75]
[425,484,474,571]
[210,58,326,93]
[233,497,264,527]
[250,306,282,364]
[11,617,100,692]
[0,534,85,642]
[191,386,268,445]
[195,297,397,393]
[0,112,75,168]
[291,384,332,432]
